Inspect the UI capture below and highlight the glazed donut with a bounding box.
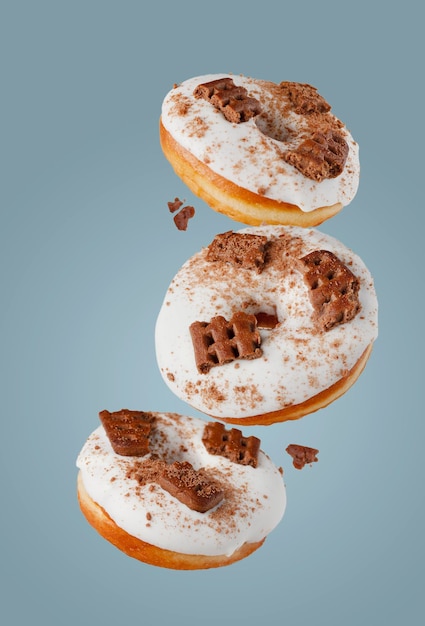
[77,410,286,569]
[155,225,378,426]
[160,74,360,227]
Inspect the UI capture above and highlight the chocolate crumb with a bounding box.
[174,205,195,231]
[168,197,184,213]
[286,444,319,470]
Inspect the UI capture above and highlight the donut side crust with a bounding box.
[218,343,374,426]
[159,119,342,227]
[77,473,265,570]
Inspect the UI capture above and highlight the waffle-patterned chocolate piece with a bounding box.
[283,130,349,182]
[194,77,262,123]
[297,249,361,331]
[206,231,268,273]
[158,461,224,513]
[99,409,155,457]
[189,311,262,374]
[202,421,261,468]
[278,82,349,181]
[286,444,319,470]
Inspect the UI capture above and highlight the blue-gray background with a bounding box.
[1,1,423,624]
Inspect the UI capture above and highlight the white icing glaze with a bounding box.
[155,226,378,420]
[77,412,286,557]
[161,74,360,212]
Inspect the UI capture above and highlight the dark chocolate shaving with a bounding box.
[202,421,261,468]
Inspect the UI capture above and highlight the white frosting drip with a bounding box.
[161,74,360,212]
[155,226,378,420]
[77,413,286,557]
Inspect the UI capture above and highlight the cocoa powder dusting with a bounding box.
[126,457,167,486]
[187,115,209,138]
[169,92,192,116]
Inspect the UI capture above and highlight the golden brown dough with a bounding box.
[77,473,265,570]
[220,344,373,426]
[159,75,360,227]
[160,121,342,227]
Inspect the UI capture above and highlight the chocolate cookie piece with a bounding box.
[279,81,331,115]
[99,409,156,457]
[202,421,260,468]
[206,231,268,273]
[286,444,319,469]
[283,130,349,181]
[297,249,361,331]
[158,461,224,513]
[189,311,262,374]
[194,77,262,123]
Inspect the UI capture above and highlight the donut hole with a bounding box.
[255,113,290,143]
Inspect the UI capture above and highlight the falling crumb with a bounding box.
[167,198,196,230]
[286,444,319,470]
[174,205,195,231]
[167,197,184,213]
